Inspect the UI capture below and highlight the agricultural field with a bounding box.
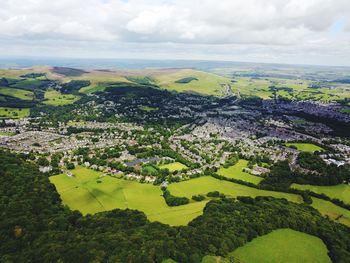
[230,229,331,263]
[310,197,350,227]
[291,183,350,204]
[154,69,232,96]
[286,142,324,152]
[44,89,80,106]
[159,162,188,172]
[167,176,302,203]
[0,107,30,118]
[0,86,33,100]
[49,166,207,225]
[217,159,263,185]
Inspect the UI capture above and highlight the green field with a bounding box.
[0,131,16,136]
[44,89,80,106]
[159,162,188,172]
[0,86,33,100]
[49,166,207,225]
[155,69,232,96]
[139,105,158,112]
[311,197,350,227]
[168,176,302,203]
[286,142,324,152]
[292,183,350,204]
[217,159,263,185]
[230,229,331,263]
[0,107,30,118]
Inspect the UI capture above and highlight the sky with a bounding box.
[1,0,350,66]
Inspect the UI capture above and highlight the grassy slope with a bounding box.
[311,197,350,227]
[217,159,263,185]
[286,143,324,152]
[292,183,350,204]
[159,162,188,172]
[0,107,30,118]
[154,69,232,96]
[49,166,206,226]
[0,86,33,100]
[44,89,80,106]
[230,229,331,263]
[168,176,301,203]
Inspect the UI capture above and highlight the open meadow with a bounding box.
[286,142,324,152]
[0,107,30,118]
[217,159,263,185]
[0,86,33,100]
[168,176,302,203]
[154,69,232,96]
[310,197,350,227]
[44,89,80,106]
[49,166,207,226]
[230,228,331,263]
[291,183,350,204]
[159,162,188,172]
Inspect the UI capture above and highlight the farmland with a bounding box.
[168,176,302,203]
[286,142,324,152]
[44,89,80,106]
[0,86,33,101]
[292,183,350,204]
[230,229,331,263]
[217,159,263,185]
[49,166,207,225]
[0,107,30,118]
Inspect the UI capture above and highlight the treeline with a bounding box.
[0,150,350,262]
[162,189,190,206]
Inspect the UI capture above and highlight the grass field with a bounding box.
[291,183,350,204]
[44,89,80,106]
[0,107,30,118]
[217,159,263,185]
[159,162,188,172]
[0,131,16,136]
[168,176,302,203]
[311,197,350,227]
[0,86,33,100]
[286,142,324,152]
[49,166,207,225]
[230,229,331,263]
[139,105,158,112]
[154,69,232,96]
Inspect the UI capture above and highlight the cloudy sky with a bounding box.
[1,0,350,66]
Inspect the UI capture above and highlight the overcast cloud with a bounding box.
[1,0,350,66]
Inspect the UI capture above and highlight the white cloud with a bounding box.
[0,0,350,65]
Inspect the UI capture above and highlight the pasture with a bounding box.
[292,183,350,204]
[311,197,350,227]
[167,176,302,203]
[159,162,188,172]
[0,107,30,118]
[44,89,80,106]
[49,166,207,226]
[286,142,324,152]
[217,159,263,185]
[0,86,33,100]
[230,229,331,263]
